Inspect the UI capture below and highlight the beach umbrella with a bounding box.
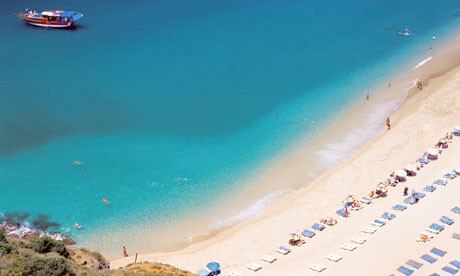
[377,183,388,192]
[404,164,417,172]
[198,269,210,276]
[343,195,356,207]
[455,125,460,131]
[206,262,220,272]
[427,148,438,156]
[289,233,300,241]
[395,170,407,177]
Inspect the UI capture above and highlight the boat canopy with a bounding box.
[59,11,75,17]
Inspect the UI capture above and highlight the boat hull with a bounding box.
[26,21,73,28]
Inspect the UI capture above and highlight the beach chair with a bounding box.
[452,207,460,214]
[261,255,276,263]
[350,236,366,244]
[430,247,447,257]
[301,229,316,238]
[426,227,440,234]
[404,196,417,205]
[442,266,458,275]
[441,216,454,225]
[405,259,423,269]
[452,131,460,136]
[336,209,347,217]
[341,243,357,251]
[429,223,444,231]
[382,212,396,220]
[444,173,455,179]
[246,263,262,271]
[450,260,460,270]
[228,272,243,276]
[360,197,372,204]
[420,254,437,263]
[453,233,460,240]
[312,223,325,231]
[396,265,414,275]
[393,204,407,211]
[418,157,429,164]
[371,219,386,227]
[423,185,436,192]
[326,254,342,262]
[276,246,291,255]
[361,226,377,234]
[309,264,326,272]
[420,231,435,239]
[433,179,447,185]
[414,192,425,198]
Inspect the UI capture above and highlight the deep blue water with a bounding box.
[1,0,459,255]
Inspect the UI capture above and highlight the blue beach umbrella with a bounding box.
[206,262,220,272]
[198,269,210,276]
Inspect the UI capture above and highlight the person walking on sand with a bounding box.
[388,82,391,88]
[403,186,408,196]
[366,93,369,100]
[386,117,391,130]
[123,246,128,257]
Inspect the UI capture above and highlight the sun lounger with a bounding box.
[341,243,357,251]
[429,223,444,231]
[423,185,436,192]
[430,247,447,257]
[276,246,291,255]
[360,197,372,204]
[228,272,243,276]
[426,227,440,234]
[451,261,460,270]
[421,254,437,263]
[418,157,429,164]
[382,212,396,220]
[393,204,407,211]
[309,264,326,272]
[453,233,460,240]
[452,131,460,136]
[361,226,377,234]
[396,265,414,275]
[246,263,262,271]
[452,207,460,214]
[404,196,417,204]
[414,192,425,198]
[350,236,366,244]
[261,255,276,263]
[336,209,347,217]
[326,254,342,262]
[371,219,386,227]
[312,223,325,231]
[433,179,447,185]
[444,173,455,179]
[442,266,459,275]
[441,216,454,225]
[301,229,316,238]
[405,259,423,269]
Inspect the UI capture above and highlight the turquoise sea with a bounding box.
[1,0,460,257]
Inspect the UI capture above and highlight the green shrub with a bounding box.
[0,242,15,255]
[14,256,74,276]
[28,236,70,258]
[0,230,7,243]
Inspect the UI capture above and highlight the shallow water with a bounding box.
[0,0,459,257]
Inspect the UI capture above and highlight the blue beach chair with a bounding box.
[336,209,347,217]
[444,173,453,179]
[404,196,417,204]
[429,223,444,231]
[441,216,454,225]
[360,197,372,204]
[433,179,447,185]
[418,157,429,164]
[405,259,423,269]
[442,266,458,275]
[396,265,414,275]
[452,207,460,214]
[430,247,447,257]
[421,254,437,263]
[393,204,407,211]
[312,223,325,231]
[423,185,436,192]
[372,219,385,226]
[450,260,460,270]
[414,192,425,198]
[452,131,460,136]
[301,229,315,238]
[382,212,396,220]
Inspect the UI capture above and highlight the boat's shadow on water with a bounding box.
[24,23,88,31]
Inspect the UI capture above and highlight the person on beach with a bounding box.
[417,81,423,90]
[123,246,128,257]
[73,160,83,165]
[388,82,391,88]
[386,117,391,130]
[403,187,408,196]
[366,93,369,100]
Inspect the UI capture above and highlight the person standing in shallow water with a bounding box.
[366,93,369,100]
[386,117,391,130]
[123,246,128,257]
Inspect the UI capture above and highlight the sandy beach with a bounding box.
[111,31,460,275]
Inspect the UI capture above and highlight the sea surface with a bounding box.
[1,0,459,257]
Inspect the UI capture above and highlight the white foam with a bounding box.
[414,56,432,69]
[315,80,417,167]
[6,222,35,238]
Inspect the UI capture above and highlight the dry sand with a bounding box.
[111,35,460,275]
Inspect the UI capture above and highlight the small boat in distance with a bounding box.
[14,10,83,28]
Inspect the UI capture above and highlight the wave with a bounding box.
[414,56,432,69]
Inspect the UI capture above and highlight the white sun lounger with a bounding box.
[351,236,366,244]
[360,197,372,204]
[261,255,276,263]
[426,227,440,234]
[228,272,243,276]
[420,231,435,239]
[326,254,343,262]
[341,243,357,251]
[246,263,262,271]
[371,220,386,227]
[361,226,377,234]
[309,264,326,272]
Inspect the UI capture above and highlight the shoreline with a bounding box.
[110,27,460,270]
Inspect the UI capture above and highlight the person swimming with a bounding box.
[102,197,108,205]
[74,222,84,230]
[73,160,83,165]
